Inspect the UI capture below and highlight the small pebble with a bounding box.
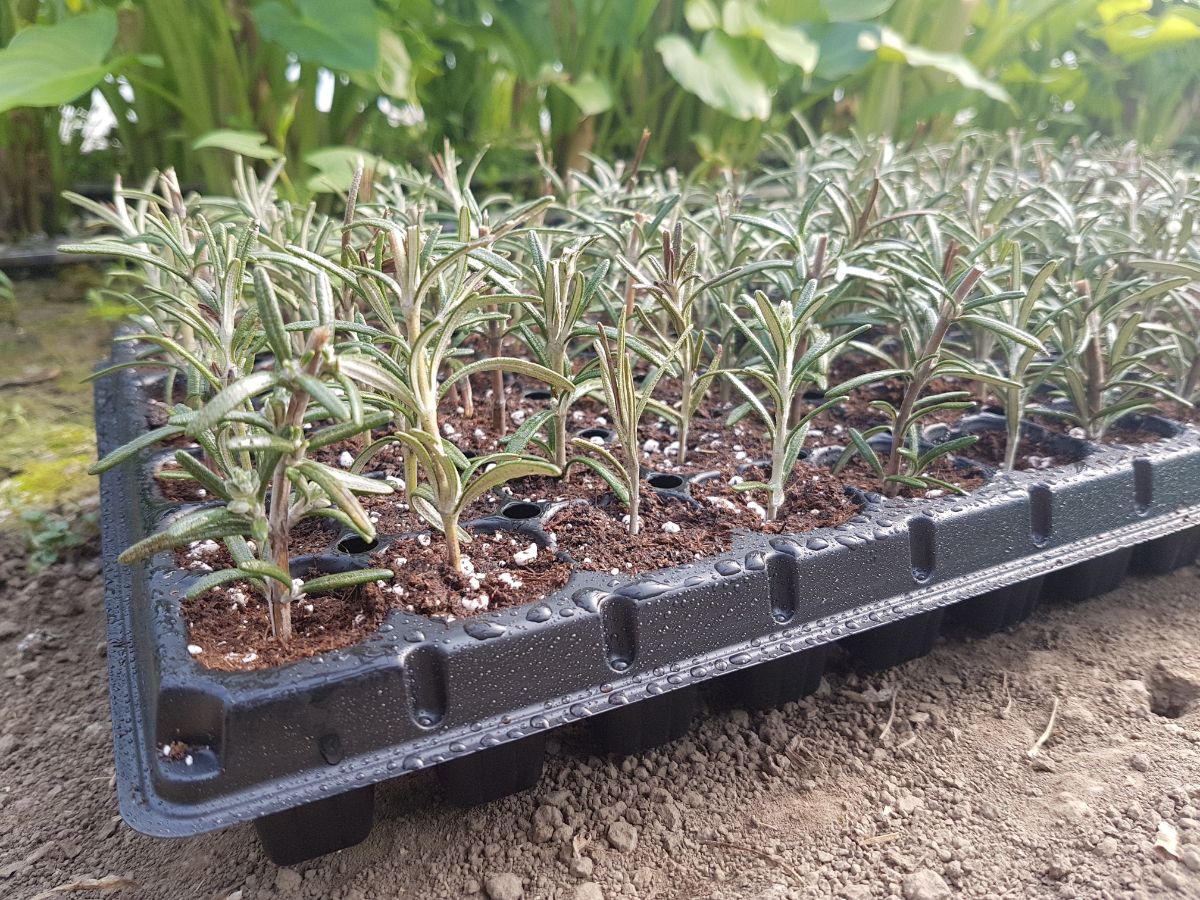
[513,544,538,565]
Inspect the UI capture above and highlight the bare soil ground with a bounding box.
[1,528,1199,900]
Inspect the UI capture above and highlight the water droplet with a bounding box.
[744,551,767,571]
[715,559,742,576]
[615,579,671,600]
[526,604,552,623]
[769,538,803,557]
[464,621,506,640]
[572,589,605,613]
[403,630,425,643]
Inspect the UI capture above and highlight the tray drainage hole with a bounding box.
[501,501,542,521]
[337,534,379,554]
[647,473,686,491]
[523,388,553,401]
[579,428,611,444]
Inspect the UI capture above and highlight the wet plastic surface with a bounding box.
[95,352,1200,862]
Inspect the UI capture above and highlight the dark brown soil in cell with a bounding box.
[181,571,388,671]
[154,467,208,503]
[960,428,1084,471]
[1103,422,1174,446]
[834,454,988,498]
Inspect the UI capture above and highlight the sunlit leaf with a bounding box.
[253,0,379,71]
[0,11,117,113]
[194,130,282,161]
[656,32,771,121]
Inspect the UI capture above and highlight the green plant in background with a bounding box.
[0,269,14,326]
[6,0,1200,238]
[19,508,94,570]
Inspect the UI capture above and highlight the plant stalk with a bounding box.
[264,328,329,642]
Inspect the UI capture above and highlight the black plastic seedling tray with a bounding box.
[95,356,1200,865]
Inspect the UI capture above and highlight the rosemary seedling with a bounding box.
[92,269,393,643]
[572,312,684,536]
[724,282,880,519]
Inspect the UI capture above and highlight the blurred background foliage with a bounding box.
[2,0,1199,238]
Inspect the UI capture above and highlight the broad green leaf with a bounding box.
[685,0,721,30]
[253,0,379,71]
[555,72,614,116]
[1098,0,1151,25]
[305,146,392,193]
[764,27,819,74]
[1097,11,1200,60]
[193,130,282,160]
[864,27,1011,104]
[0,11,117,114]
[811,23,878,80]
[656,32,771,121]
[821,0,894,22]
[372,29,413,100]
